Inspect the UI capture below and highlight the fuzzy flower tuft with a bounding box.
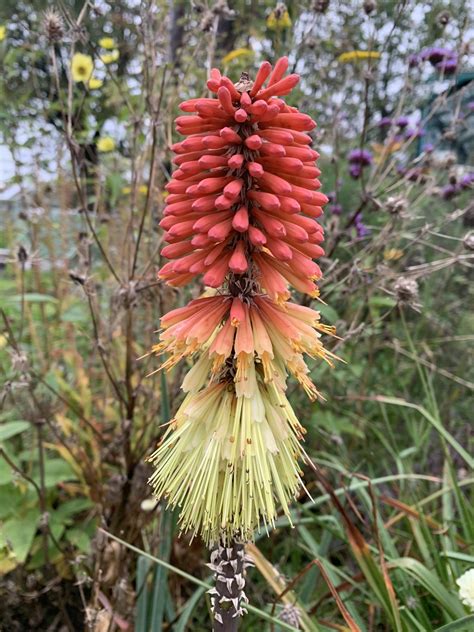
[456,569,474,611]
[149,379,307,544]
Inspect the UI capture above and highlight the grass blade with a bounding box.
[390,557,465,619]
[435,616,474,631]
[372,397,473,468]
[174,586,207,632]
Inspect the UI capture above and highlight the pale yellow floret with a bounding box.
[148,379,306,544]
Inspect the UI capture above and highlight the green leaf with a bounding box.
[174,586,206,632]
[374,397,474,469]
[65,528,92,553]
[317,303,339,323]
[369,296,397,308]
[0,507,40,564]
[391,558,465,619]
[136,556,152,632]
[53,498,93,523]
[60,303,88,323]
[32,459,77,488]
[0,421,30,441]
[441,552,474,565]
[0,448,21,485]
[6,293,59,304]
[435,616,474,631]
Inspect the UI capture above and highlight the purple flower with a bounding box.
[327,191,336,202]
[354,213,370,238]
[349,164,362,179]
[408,53,421,68]
[348,148,373,166]
[441,183,458,200]
[467,102,474,113]
[459,173,474,190]
[436,57,458,74]
[330,203,342,215]
[378,116,392,127]
[405,127,425,140]
[406,168,426,183]
[396,116,409,128]
[421,47,456,65]
[423,143,434,153]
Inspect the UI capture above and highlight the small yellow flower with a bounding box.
[71,53,94,83]
[0,25,6,42]
[384,248,404,261]
[222,48,254,65]
[267,8,292,30]
[100,50,119,64]
[338,50,381,63]
[87,77,103,90]
[122,184,148,195]
[97,137,116,153]
[99,37,116,50]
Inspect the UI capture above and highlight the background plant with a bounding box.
[0,1,473,630]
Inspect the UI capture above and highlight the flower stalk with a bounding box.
[208,540,253,630]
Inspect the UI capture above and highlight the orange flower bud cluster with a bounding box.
[159,56,328,302]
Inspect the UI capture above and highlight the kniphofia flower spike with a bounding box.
[149,56,336,545]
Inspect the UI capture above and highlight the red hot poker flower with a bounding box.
[159,56,328,299]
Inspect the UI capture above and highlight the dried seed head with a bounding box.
[10,349,29,374]
[394,276,420,310]
[463,232,474,251]
[385,195,408,216]
[69,270,87,286]
[363,0,377,15]
[17,245,28,264]
[279,604,301,628]
[212,0,235,18]
[437,10,450,27]
[42,9,65,43]
[199,11,214,31]
[273,2,288,19]
[313,0,330,12]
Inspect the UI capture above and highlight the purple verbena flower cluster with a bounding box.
[412,47,458,75]
[348,148,373,179]
[441,173,474,200]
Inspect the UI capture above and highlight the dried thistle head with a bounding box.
[437,10,450,27]
[394,276,420,310]
[363,0,377,15]
[199,10,215,31]
[279,604,301,628]
[212,0,235,18]
[273,2,289,19]
[385,195,408,217]
[313,0,330,13]
[463,232,474,251]
[42,8,65,43]
[17,245,28,265]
